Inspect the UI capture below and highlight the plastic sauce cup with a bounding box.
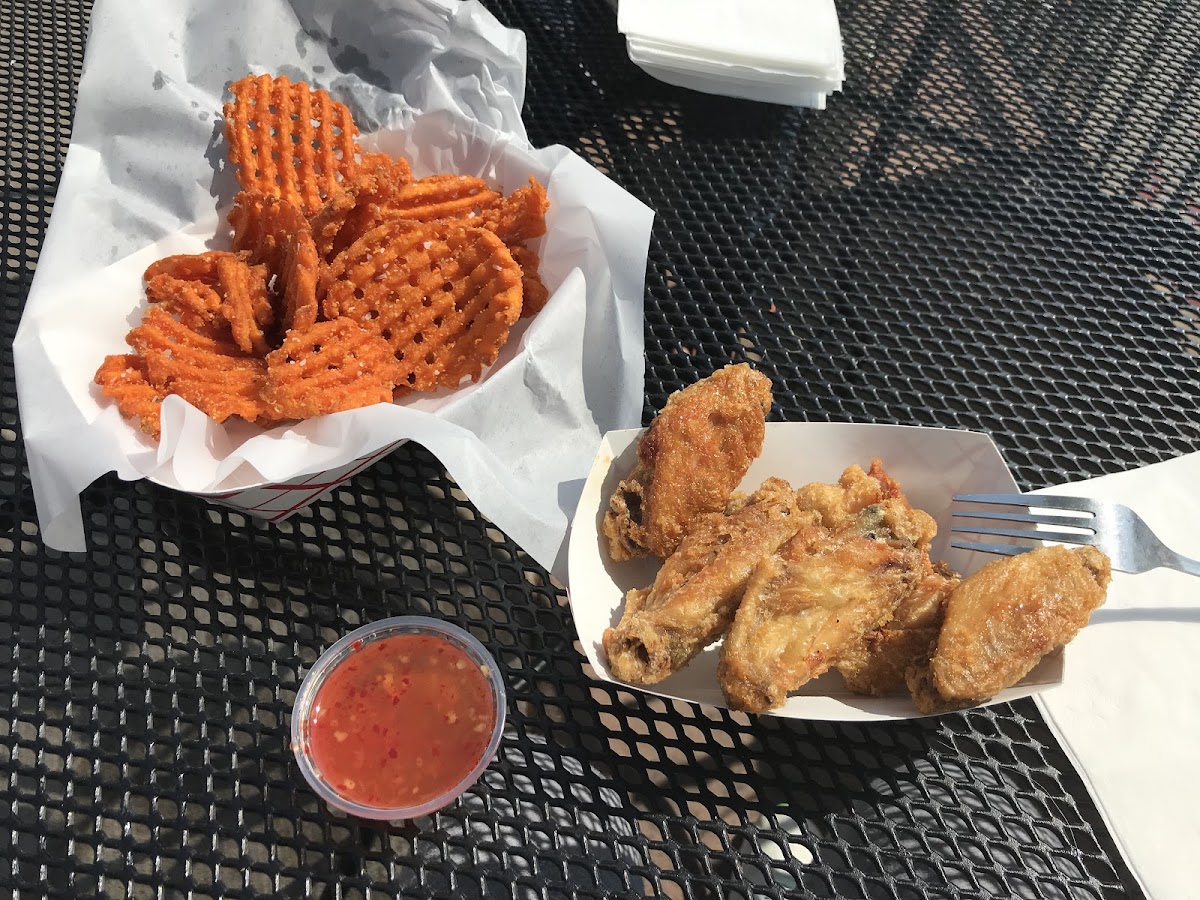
[292,616,506,820]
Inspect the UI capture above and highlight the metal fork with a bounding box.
[950,493,1200,576]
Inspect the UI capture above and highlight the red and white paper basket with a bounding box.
[196,440,405,521]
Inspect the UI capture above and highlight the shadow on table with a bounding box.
[43,472,1140,897]
[525,658,1129,898]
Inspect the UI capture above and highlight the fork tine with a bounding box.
[950,540,1037,557]
[953,493,1099,513]
[951,509,1096,529]
[950,525,1099,547]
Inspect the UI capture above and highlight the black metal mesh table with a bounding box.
[3,0,1195,896]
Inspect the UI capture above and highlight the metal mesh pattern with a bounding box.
[2,0,1190,896]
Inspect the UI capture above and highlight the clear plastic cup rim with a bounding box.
[291,615,506,820]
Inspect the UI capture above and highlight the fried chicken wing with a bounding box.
[795,458,907,532]
[916,545,1111,710]
[904,643,958,715]
[603,364,772,562]
[602,478,805,684]
[718,484,936,713]
[786,458,953,698]
[835,561,959,696]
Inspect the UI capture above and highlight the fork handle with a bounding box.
[1164,550,1200,577]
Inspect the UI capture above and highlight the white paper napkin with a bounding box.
[617,0,844,107]
[1033,453,1200,900]
[625,44,836,109]
[619,0,843,77]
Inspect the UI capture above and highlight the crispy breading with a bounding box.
[602,478,804,684]
[794,458,907,533]
[836,561,958,696]
[717,488,935,713]
[927,545,1110,705]
[603,364,772,562]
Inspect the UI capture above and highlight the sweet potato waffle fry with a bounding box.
[145,274,224,330]
[144,251,232,284]
[128,307,266,424]
[216,256,273,355]
[479,178,550,244]
[386,174,503,223]
[511,245,550,317]
[281,228,320,333]
[263,318,400,419]
[310,171,404,264]
[94,354,165,439]
[224,74,360,216]
[358,151,413,190]
[96,72,551,441]
[322,221,523,389]
[229,190,308,276]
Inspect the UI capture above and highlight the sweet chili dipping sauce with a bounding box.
[305,630,499,811]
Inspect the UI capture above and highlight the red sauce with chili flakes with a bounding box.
[307,633,496,809]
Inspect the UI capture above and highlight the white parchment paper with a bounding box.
[14,0,654,581]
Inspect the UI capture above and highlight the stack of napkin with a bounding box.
[616,0,844,108]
